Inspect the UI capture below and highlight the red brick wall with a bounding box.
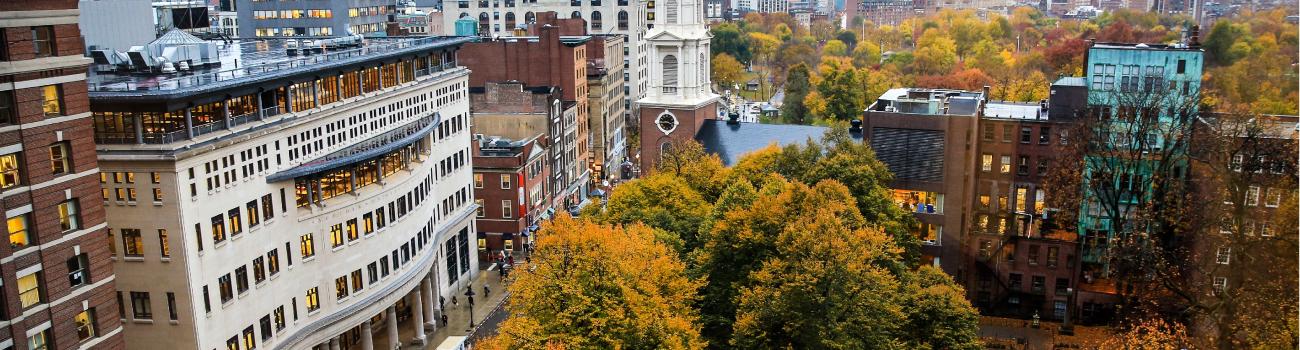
[637,102,718,171]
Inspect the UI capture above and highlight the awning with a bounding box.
[266,113,439,182]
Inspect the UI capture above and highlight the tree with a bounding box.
[913,28,957,75]
[835,30,858,50]
[1095,317,1193,350]
[478,216,706,350]
[780,63,813,124]
[711,22,752,63]
[851,41,882,68]
[1203,20,1247,66]
[822,39,849,57]
[711,53,745,91]
[813,57,865,121]
[916,68,994,91]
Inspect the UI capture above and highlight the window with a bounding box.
[235,266,249,293]
[1031,276,1045,293]
[262,194,275,220]
[1008,273,1022,290]
[67,253,89,287]
[166,292,178,321]
[363,213,374,235]
[1216,247,1231,265]
[336,275,349,299]
[267,250,280,275]
[227,336,239,350]
[1177,59,1186,74]
[243,325,256,350]
[260,315,273,341]
[274,306,286,330]
[229,208,243,236]
[1046,246,1059,268]
[1001,125,1012,142]
[618,10,629,30]
[1028,245,1040,265]
[8,214,30,249]
[347,219,358,242]
[49,142,69,174]
[1245,186,1260,206]
[0,91,13,124]
[122,229,143,257]
[153,188,163,202]
[1020,127,1032,143]
[1265,188,1282,207]
[351,269,363,292]
[475,199,484,217]
[40,85,62,117]
[75,308,98,340]
[151,172,161,183]
[1017,156,1029,176]
[1212,277,1227,294]
[158,229,169,257]
[1037,158,1049,176]
[57,199,80,232]
[28,329,49,350]
[474,174,483,188]
[981,154,992,172]
[253,257,266,283]
[0,152,21,189]
[246,201,260,227]
[32,26,55,58]
[212,215,227,243]
[500,174,511,189]
[202,286,211,313]
[502,200,512,218]
[329,223,344,248]
[219,274,233,303]
[1000,155,1011,173]
[1231,154,1244,171]
[130,291,152,319]
[300,233,315,258]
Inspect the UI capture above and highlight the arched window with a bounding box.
[662,55,678,93]
[505,12,516,30]
[617,10,628,30]
[571,11,581,19]
[524,11,535,23]
[479,12,490,33]
[659,141,673,160]
[459,12,470,18]
[666,0,678,23]
[591,11,602,31]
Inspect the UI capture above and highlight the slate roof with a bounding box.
[695,120,861,166]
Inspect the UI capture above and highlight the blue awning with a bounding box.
[266,113,439,182]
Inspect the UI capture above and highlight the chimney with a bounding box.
[1189,25,1201,47]
[981,85,990,103]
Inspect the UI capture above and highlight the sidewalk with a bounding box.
[367,265,513,349]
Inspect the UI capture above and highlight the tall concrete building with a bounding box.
[237,0,397,37]
[441,0,647,136]
[87,33,479,349]
[636,0,719,171]
[0,2,125,350]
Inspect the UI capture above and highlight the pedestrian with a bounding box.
[439,296,445,313]
[498,265,505,281]
[441,314,448,327]
[451,295,458,306]
[508,255,515,266]
[483,284,490,297]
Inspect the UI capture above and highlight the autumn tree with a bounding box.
[811,57,865,121]
[711,22,752,64]
[780,63,813,124]
[711,53,745,91]
[822,39,848,57]
[851,41,882,68]
[913,28,957,75]
[478,216,706,350]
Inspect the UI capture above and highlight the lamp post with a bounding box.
[465,287,477,331]
[1061,287,1076,335]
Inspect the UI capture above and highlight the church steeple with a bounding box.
[636,0,720,172]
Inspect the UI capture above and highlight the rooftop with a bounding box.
[984,101,1047,120]
[88,35,472,97]
[1089,42,1203,51]
[868,88,984,116]
[695,120,861,166]
[1052,76,1087,87]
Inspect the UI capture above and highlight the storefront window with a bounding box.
[892,189,943,214]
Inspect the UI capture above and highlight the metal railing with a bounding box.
[90,36,467,92]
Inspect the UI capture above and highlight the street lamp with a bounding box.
[465,287,477,330]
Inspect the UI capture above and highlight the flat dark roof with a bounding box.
[88,36,473,102]
[696,120,862,166]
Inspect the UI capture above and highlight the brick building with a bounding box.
[0,1,124,349]
[471,135,548,263]
[584,34,628,183]
[459,12,592,210]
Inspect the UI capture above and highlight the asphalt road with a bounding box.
[466,294,509,345]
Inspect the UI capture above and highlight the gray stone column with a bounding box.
[222,100,232,129]
[410,290,427,344]
[422,278,436,330]
[133,114,144,144]
[256,92,266,120]
[328,336,340,350]
[361,320,375,350]
[386,305,400,350]
[286,87,296,113]
[184,108,194,139]
[311,80,320,109]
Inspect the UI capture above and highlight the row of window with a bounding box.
[1,252,93,326]
[980,153,1051,177]
[253,27,334,37]
[470,10,632,32]
[336,218,438,303]
[0,26,58,62]
[252,9,333,19]
[324,174,436,250]
[107,228,168,258]
[204,194,277,249]
[981,124,1057,145]
[9,199,81,250]
[0,141,74,192]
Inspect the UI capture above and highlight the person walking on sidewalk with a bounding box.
[483,284,491,297]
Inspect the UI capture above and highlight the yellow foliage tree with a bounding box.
[478,216,706,350]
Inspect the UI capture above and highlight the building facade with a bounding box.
[636,0,718,171]
[585,34,628,183]
[459,21,592,210]
[471,135,548,263]
[0,1,125,349]
[237,0,397,38]
[469,83,582,214]
[441,0,647,139]
[88,34,479,350]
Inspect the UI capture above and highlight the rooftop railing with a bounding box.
[89,37,464,92]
